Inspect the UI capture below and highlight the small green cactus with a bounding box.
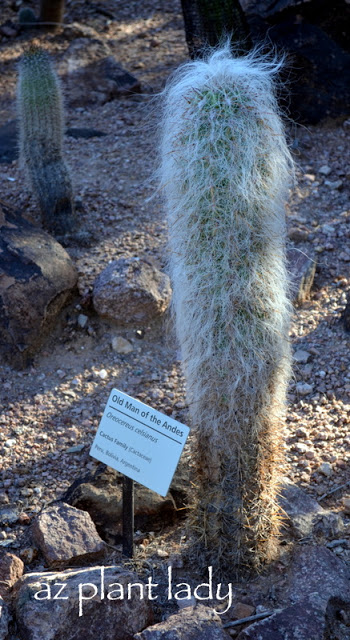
[18,7,37,29]
[17,47,75,238]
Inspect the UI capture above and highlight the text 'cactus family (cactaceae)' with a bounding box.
[18,46,75,238]
[160,46,293,575]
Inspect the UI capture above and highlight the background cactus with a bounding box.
[18,7,37,29]
[17,47,75,238]
[160,46,293,575]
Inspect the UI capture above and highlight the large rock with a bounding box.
[287,545,350,606]
[0,205,77,368]
[0,551,24,596]
[59,38,141,106]
[63,464,186,544]
[279,478,324,538]
[93,257,171,324]
[240,0,350,123]
[14,566,153,640]
[237,598,327,640]
[134,605,231,640]
[0,596,11,640]
[237,545,350,640]
[31,503,105,567]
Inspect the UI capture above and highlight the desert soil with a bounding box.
[0,0,349,619]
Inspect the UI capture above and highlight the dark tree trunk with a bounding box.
[343,296,350,332]
[39,0,65,30]
[180,0,252,59]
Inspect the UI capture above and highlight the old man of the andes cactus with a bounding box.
[160,47,293,575]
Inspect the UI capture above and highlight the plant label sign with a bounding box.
[90,388,190,497]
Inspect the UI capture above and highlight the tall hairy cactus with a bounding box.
[18,47,75,238]
[160,47,293,574]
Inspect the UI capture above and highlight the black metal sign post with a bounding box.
[122,475,134,558]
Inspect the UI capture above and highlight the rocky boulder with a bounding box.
[31,503,105,567]
[0,551,24,596]
[237,545,350,640]
[237,598,327,640]
[0,205,77,368]
[279,478,324,538]
[14,566,153,640]
[93,257,171,324]
[134,605,231,640]
[0,596,11,640]
[59,38,141,106]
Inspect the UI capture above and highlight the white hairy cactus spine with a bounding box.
[160,46,293,574]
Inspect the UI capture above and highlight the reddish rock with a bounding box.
[31,503,105,567]
[93,257,171,324]
[0,551,24,596]
[230,602,255,620]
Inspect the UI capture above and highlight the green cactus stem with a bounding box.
[160,46,293,576]
[18,7,37,29]
[17,47,75,238]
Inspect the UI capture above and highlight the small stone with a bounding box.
[66,444,85,453]
[321,224,335,234]
[296,382,313,396]
[293,442,309,454]
[111,336,133,354]
[318,165,332,175]
[77,314,88,329]
[318,462,333,477]
[324,179,343,189]
[4,439,16,448]
[288,227,309,242]
[294,350,311,364]
[176,596,196,609]
[342,498,350,515]
[231,602,255,619]
[18,512,31,525]
[97,369,108,380]
[0,506,18,525]
[0,492,9,505]
[338,251,350,262]
[156,548,169,558]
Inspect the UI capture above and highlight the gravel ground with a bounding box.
[0,0,349,568]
